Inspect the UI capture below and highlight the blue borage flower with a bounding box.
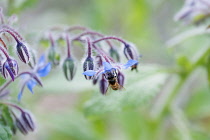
[82,59,138,78]
[18,55,51,101]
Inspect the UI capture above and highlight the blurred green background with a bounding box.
[0,0,209,140]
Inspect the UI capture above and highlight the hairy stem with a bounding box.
[0,38,7,49]
[86,37,92,57]
[66,26,88,32]
[92,36,128,46]
[0,45,9,58]
[0,28,19,43]
[65,33,71,57]
[0,102,24,112]
[48,33,55,47]
[73,31,114,49]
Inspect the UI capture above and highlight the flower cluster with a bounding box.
[44,26,140,94]
[174,0,210,24]
[0,8,51,136]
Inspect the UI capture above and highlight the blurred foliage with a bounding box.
[0,0,209,140]
[0,105,13,140]
[7,0,38,15]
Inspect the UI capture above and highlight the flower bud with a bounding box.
[83,56,94,80]
[15,118,28,135]
[109,48,120,62]
[2,58,18,81]
[99,75,108,95]
[16,41,29,63]
[92,77,98,85]
[117,72,125,87]
[123,44,139,71]
[63,57,77,81]
[124,44,135,60]
[21,111,35,132]
[48,47,60,67]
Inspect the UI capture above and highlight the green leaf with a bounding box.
[0,124,12,140]
[0,105,16,134]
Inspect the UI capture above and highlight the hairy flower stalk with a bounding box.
[47,33,60,67]
[0,37,7,49]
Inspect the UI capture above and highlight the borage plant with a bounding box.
[43,26,140,94]
[0,9,140,139]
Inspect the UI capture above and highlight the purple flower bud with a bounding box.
[63,57,77,81]
[117,72,125,87]
[16,41,29,63]
[2,58,18,81]
[15,118,28,135]
[124,44,134,60]
[99,75,108,95]
[109,48,120,62]
[83,56,94,80]
[21,111,35,132]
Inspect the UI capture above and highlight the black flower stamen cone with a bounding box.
[83,56,94,80]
